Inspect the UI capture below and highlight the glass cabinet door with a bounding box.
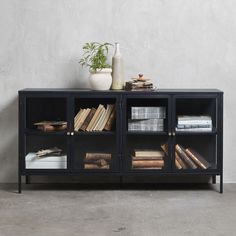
[173,95,218,172]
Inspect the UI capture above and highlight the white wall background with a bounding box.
[0,0,235,183]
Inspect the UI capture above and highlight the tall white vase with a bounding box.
[111,43,124,90]
[89,68,112,90]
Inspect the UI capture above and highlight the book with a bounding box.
[177,116,212,125]
[84,159,109,167]
[90,105,104,131]
[161,143,168,156]
[75,108,91,131]
[177,124,212,129]
[74,109,86,130]
[104,107,116,131]
[99,104,114,131]
[132,160,164,168]
[86,105,102,131]
[93,107,106,131]
[133,149,164,157]
[80,108,96,131]
[131,107,166,119]
[175,152,188,169]
[85,153,112,161]
[175,144,198,169]
[175,127,212,132]
[175,158,182,169]
[185,148,211,169]
[84,164,110,169]
[131,155,163,160]
[34,121,67,132]
[74,109,83,126]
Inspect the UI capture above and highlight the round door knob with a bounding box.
[67,132,70,136]
[168,132,171,136]
[71,132,74,136]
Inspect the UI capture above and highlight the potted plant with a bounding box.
[79,42,113,90]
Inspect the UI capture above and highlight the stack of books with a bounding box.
[175,144,211,169]
[125,74,154,91]
[128,107,166,131]
[25,147,66,169]
[74,104,115,132]
[176,116,212,132]
[131,149,165,170]
[84,152,111,169]
[34,121,67,132]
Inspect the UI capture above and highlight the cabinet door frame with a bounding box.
[70,93,121,173]
[19,91,71,175]
[122,94,172,173]
[171,93,221,173]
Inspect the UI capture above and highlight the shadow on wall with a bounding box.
[0,97,18,183]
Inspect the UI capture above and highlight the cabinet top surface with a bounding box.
[19,88,223,94]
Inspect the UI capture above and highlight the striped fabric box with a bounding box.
[131,107,166,120]
[128,119,164,131]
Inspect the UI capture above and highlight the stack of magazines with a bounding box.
[128,107,166,131]
[176,116,212,132]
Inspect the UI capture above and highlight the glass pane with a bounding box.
[126,135,170,171]
[25,135,67,169]
[26,97,67,132]
[174,136,217,170]
[73,136,117,171]
[74,97,116,132]
[126,98,168,133]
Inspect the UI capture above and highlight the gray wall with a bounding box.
[0,0,235,183]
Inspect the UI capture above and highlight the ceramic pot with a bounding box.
[89,68,112,90]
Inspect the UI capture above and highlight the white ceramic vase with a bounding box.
[89,68,112,90]
[111,42,124,90]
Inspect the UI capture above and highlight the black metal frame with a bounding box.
[18,89,224,193]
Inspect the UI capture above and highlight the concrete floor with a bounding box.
[0,183,235,236]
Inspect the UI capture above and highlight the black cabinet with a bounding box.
[18,89,223,193]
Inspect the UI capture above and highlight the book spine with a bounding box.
[175,144,198,169]
[132,155,163,160]
[175,159,182,169]
[134,151,164,157]
[80,108,96,131]
[175,152,188,169]
[84,164,110,169]
[85,153,112,161]
[132,160,164,168]
[104,108,116,131]
[185,148,211,169]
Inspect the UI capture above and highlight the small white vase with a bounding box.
[111,43,124,90]
[89,68,112,90]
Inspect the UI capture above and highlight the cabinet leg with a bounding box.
[18,174,22,194]
[25,175,30,184]
[220,174,223,194]
[212,175,216,184]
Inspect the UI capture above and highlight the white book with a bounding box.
[175,127,212,132]
[25,153,67,169]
